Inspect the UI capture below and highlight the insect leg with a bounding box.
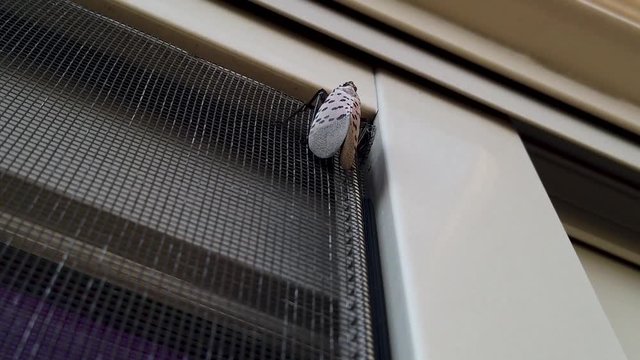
[283,89,329,123]
[309,88,329,115]
[356,123,376,162]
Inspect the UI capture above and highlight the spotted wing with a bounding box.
[307,88,354,159]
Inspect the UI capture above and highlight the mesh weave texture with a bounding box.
[0,0,374,358]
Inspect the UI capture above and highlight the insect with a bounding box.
[307,81,361,172]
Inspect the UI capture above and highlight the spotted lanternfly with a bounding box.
[307,81,361,172]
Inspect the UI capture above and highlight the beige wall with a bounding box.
[403,0,640,112]
[341,0,640,134]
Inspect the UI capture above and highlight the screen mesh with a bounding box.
[0,0,374,358]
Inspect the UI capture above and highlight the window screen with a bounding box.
[0,0,375,358]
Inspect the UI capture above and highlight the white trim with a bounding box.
[574,243,640,360]
[370,70,627,360]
